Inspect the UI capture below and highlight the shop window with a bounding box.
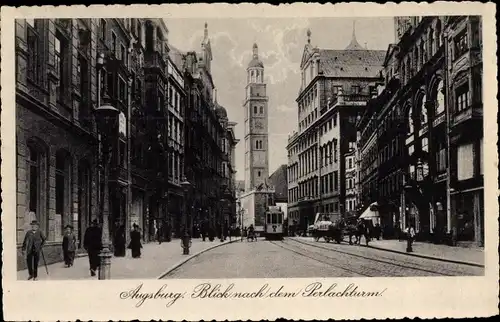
[457,143,474,180]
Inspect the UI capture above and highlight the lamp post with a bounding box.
[94,104,120,280]
[220,181,228,242]
[180,176,192,255]
[237,200,243,242]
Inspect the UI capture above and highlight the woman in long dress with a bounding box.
[128,224,142,258]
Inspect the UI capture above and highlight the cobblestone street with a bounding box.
[164,237,484,279]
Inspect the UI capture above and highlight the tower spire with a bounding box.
[204,22,208,41]
[253,43,258,59]
[345,19,364,50]
[307,29,311,44]
[214,88,218,103]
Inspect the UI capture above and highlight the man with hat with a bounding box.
[83,218,102,276]
[62,224,77,267]
[21,220,46,281]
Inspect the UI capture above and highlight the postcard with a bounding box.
[1,2,498,321]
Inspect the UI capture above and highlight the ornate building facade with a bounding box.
[15,18,175,270]
[182,23,237,235]
[357,16,483,246]
[287,27,385,232]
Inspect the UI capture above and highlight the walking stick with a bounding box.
[41,248,49,275]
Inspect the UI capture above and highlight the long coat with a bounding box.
[22,230,46,254]
[62,232,77,252]
[84,226,102,251]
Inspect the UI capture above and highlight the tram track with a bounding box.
[275,238,460,277]
[287,237,482,276]
[269,240,374,277]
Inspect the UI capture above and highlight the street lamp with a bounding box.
[180,176,192,255]
[220,181,228,242]
[94,104,120,280]
[237,200,243,242]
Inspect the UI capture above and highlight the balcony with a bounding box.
[144,51,167,75]
[452,103,482,128]
[433,113,446,127]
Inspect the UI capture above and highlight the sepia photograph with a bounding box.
[1,3,498,321]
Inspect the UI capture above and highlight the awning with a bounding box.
[359,203,380,219]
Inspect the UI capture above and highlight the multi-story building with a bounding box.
[16,19,101,268]
[287,27,385,231]
[14,18,175,269]
[357,16,483,246]
[166,43,186,236]
[240,43,275,233]
[225,121,240,228]
[444,16,483,246]
[182,23,233,234]
[344,145,358,215]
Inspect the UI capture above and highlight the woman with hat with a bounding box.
[62,224,77,267]
[128,223,142,258]
[21,220,46,281]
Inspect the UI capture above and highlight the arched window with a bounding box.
[78,161,92,244]
[436,19,442,47]
[145,22,155,52]
[255,140,259,149]
[253,106,257,114]
[436,80,445,115]
[260,106,264,114]
[419,94,428,126]
[26,140,48,235]
[407,107,414,134]
[55,150,71,238]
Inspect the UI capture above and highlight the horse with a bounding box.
[346,220,370,245]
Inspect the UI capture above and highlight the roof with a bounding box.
[319,49,386,78]
[169,45,185,71]
[269,165,288,202]
[215,103,227,119]
[248,58,264,68]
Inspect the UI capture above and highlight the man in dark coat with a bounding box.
[22,220,46,281]
[83,219,102,276]
[113,224,126,257]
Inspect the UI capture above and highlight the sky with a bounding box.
[164,17,395,180]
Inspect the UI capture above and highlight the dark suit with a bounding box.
[83,226,102,271]
[22,230,46,278]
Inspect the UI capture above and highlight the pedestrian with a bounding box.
[21,220,46,281]
[201,220,207,241]
[62,224,77,267]
[128,223,142,258]
[113,224,126,257]
[83,218,102,276]
[224,220,230,241]
[406,224,416,252]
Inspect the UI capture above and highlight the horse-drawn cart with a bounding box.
[311,213,344,243]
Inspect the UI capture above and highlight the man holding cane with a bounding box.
[21,220,46,281]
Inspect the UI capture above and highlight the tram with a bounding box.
[264,206,285,240]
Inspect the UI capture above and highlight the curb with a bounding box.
[156,239,240,279]
[366,244,484,268]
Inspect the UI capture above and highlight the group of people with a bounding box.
[21,218,143,280]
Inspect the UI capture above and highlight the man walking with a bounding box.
[83,219,102,276]
[22,220,46,281]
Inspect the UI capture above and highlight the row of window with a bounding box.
[345,198,357,212]
[27,143,92,241]
[254,139,265,150]
[252,105,265,115]
[319,140,338,167]
[320,171,339,194]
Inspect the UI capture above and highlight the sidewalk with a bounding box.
[367,239,484,267]
[17,238,237,280]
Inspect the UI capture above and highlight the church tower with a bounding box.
[243,43,269,192]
